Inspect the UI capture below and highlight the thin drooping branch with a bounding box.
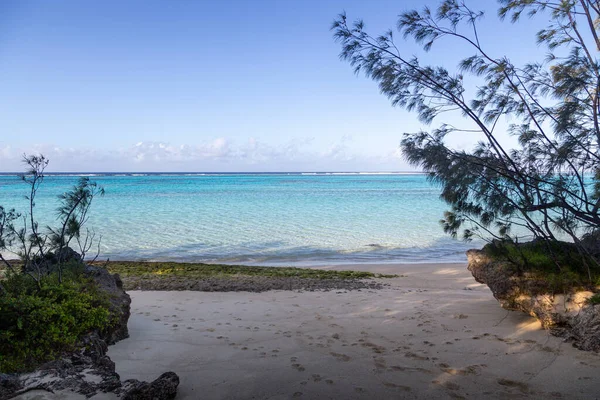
[332,0,600,277]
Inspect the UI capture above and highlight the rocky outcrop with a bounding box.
[1,248,179,399]
[121,372,180,400]
[467,248,600,351]
[23,247,84,276]
[84,265,131,344]
[2,333,178,400]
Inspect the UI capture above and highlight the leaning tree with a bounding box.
[333,0,600,272]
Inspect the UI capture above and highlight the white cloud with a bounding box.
[0,137,417,172]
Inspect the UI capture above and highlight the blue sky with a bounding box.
[0,0,547,172]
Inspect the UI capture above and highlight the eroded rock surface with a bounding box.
[4,333,178,399]
[1,249,179,400]
[84,265,131,345]
[467,247,600,351]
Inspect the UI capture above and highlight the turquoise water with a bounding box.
[0,173,478,265]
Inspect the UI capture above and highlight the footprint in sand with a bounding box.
[389,365,431,373]
[361,342,386,354]
[330,352,351,362]
[291,363,305,372]
[383,382,411,391]
[438,363,482,376]
[497,378,530,393]
[292,392,303,398]
[404,352,429,361]
[374,357,387,370]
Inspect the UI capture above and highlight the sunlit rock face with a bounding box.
[467,248,600,352]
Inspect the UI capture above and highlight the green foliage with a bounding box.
[0,271,111,373]
[0,155,104,286]
[484,240,590,272]
[332,1,600,279]
[104,261,397,280]
[0,156,108,373]
[588,293,600,305]
[483,240,600,293]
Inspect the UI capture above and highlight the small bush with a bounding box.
[485,240,598,273]
[483,240,600,294]
[588,293,600,305]
[0,272,111,373]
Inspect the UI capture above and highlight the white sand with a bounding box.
[109,263,600,399]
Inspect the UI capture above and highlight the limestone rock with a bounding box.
[0,256,179,400]
[84,265,131,344]
[121,372,180,400]
[564,304,600,352]
[1,332,179,400]
[467,247,600,351]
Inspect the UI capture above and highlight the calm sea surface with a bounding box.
[0,173,479,265]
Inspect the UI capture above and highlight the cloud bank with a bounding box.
[0,137,414,172]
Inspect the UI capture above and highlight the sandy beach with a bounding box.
[108,263,600,399]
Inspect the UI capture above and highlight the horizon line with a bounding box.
[0,171,426,175]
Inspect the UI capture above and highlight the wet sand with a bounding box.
[109,263,600,399]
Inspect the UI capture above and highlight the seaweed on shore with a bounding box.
[97,261,398,292]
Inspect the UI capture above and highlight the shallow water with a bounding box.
[0,173,480,265]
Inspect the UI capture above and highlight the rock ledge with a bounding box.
[467,248,600,352]
[0,251,179,400]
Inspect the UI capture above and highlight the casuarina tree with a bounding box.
[332,0,600,274]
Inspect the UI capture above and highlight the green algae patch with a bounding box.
[102,261,397,280]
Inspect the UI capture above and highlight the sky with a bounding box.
[0,0,548,172]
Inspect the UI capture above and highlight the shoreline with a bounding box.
[108,262,600,399]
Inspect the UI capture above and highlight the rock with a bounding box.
[563,304,600,352]
[121,372,180,400]
[22,246,83,276]
[0,374,22,400]
[581,230,600,258]
[0,256,179,399]
[467,247,600,351]
[84,264,131,344]
[0,332,179,400]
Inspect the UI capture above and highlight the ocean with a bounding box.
[0,172,479,265]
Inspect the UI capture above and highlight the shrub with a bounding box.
[483,240,600,294]
[0,271,111,373]
[588,293,600,306]
[0,156,110,373]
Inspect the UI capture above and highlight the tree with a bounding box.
[332,0,600,274]
[0,155,104,288]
